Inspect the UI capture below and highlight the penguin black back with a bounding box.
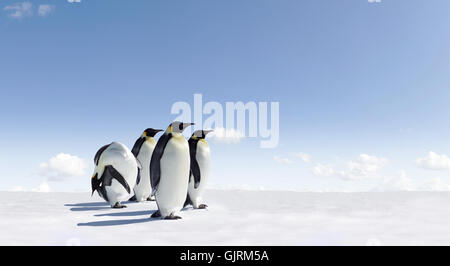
[188,137,201,188]
[94,144,111,165]
[131,138,145,157]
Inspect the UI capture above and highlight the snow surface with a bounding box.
[1,190,450,245]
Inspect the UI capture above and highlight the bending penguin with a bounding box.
[184,130,213,209]
[150,121,194,219]
[130,128,163,202]
[91,142,140,208]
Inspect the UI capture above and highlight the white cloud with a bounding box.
[340,154,387,180]
[273,155,292,164]
[10,181,52,193]
[38,4,54,17]
[67,0,81,3]
[293,152,311,163]
[207,183,266,191]
[39,153,88,181]
[373,172,450,192]
[10,186,26,192]
[209,127,244,144]
[419,178,450,191]
[374,170,413,191]
[32,181,52,193]
[416,151,450,170]
[313,164,335,177]
[3,2,33,19]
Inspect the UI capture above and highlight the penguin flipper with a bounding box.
[102,165,131,194]
[98,187,109,202]
[191,159,201,189]
[94,144,111,165]
[136,164,141,185]
[150,133,171,192]
[131,137,145,157]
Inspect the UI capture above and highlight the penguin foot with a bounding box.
[164,214,182,220]
[150,210,161,218]
[128,195,137,202]
[112,203,127,209]
[146,196,156,201]
[197,204,208,209]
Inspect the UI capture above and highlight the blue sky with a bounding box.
[1,0,450,192]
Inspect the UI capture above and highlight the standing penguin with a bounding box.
[184,130,213,209]
[91,142,140,208]
[130,128,163,202]
[150,121,194,219]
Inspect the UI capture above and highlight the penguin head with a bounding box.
[191,130,213,140]
[91,173,100,196]
[166,121,194,134]
[142,128,163,138]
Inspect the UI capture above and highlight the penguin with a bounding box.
[150,121,194,219]
[91,142,140,208]
[184,130,213,209]
[130,128,163,202]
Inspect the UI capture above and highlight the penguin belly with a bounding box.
[97,142,137,206]
[156,136,190,217]
[104,179,132,205]
[188,140,210,208]
[134,140,155,202]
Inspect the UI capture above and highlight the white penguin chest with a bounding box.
[137,140,156,166]
[156,135,190,214]
[160,135,190,181]
[196,140,211,181]
[134,139,156,200]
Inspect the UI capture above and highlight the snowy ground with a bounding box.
[1,190,450,245]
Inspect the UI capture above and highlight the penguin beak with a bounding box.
[204,130,214,135]
[150,129,163,137]
[181,122,194,131]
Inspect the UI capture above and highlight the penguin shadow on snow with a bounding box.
[77,210,162,227]
[65,201,110,211]
[65,201,139,212]
[94,210,153,217]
